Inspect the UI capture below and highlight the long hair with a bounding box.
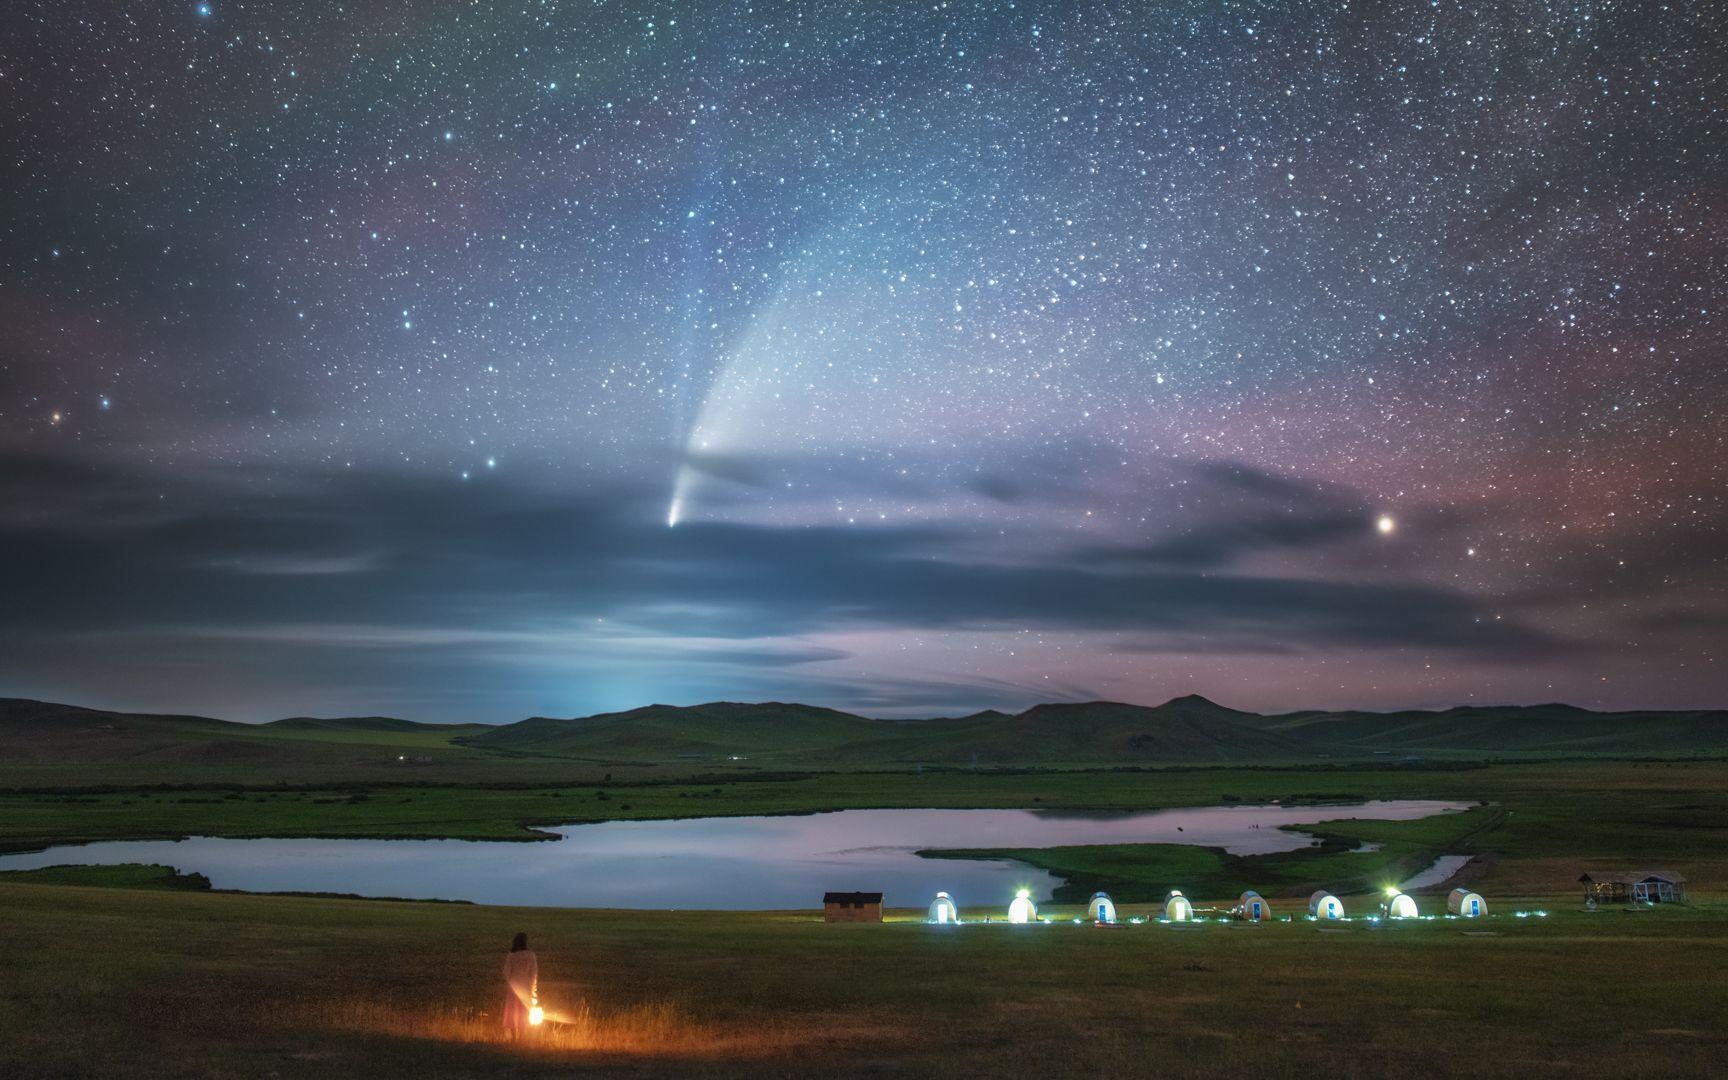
[510,932,529,953]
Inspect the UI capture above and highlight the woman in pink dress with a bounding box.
[501,932,539,1039]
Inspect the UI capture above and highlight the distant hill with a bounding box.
[265,715,472,734]
[459,693,1724,766]
[1259,703,1728,756]
[820,698,1308,766]
[5,694,1724,772]
[459,701,899,761]
[0,699,486,767]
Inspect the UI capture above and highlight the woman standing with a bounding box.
[501,932,539,1039]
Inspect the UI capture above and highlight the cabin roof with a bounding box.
[823,891,884,904]
[1578,870,1686,885]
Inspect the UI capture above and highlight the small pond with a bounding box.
[0,800,1468,909]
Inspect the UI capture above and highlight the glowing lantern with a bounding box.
[529,1004,544,1026]
[1008,888,1036,924]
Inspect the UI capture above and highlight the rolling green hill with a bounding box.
[259,715,491,746]
[453,695,1307,765]
[457,701,906,762]
[456,694,1726,766]
[0,699,490,770]
[6,694,1723,776]
[1259,703,1728,755]
[815,697,1310,766]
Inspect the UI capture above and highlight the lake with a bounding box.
[0,800,1469,909]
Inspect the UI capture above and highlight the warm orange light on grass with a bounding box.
[294,995,844,1058]
[529,1005,544,1026]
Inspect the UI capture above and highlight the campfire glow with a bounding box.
[292,994,830,1058]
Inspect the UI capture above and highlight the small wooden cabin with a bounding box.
[823,891,884,923]
[1448,888,1486,917]
[1579,870,1686,905]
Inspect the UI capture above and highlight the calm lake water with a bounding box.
[0,801,1468,909]
[1398,854,1474,891]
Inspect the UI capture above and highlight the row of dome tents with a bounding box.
[928,889,1043,923]
[1303,887,1487,920]
[927,887,1488,923]
[1290,887,1488,921]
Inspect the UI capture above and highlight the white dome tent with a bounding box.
[1448,888,1486,917]
[1383,890,1419,919]
[1163,890,1193,922]
[928,891,959,924]
[1086,892,1116,923]
[1309,890,1345,920]
[1007,889,1037,924]
[1234,890,1272,922]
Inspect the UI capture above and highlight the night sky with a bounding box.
[2,1,1724,723]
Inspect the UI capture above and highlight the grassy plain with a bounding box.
[2,881,1725,1079]
[6,703,1728,1077]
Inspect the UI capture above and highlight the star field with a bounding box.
[1,1,1723,720]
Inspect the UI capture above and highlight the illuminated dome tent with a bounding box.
[1309,890,1345,920]
[928,892,959,924]
[1163,890,1193,922]
[1383,889,1419,919]
[1087,892,1117,923]
[1007,889,1037,924]
[1234,890,1272,922]
[1448,888,1486,917]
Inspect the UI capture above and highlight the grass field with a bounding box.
[2,880,1725,1079]
[8,700,1728,1076]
